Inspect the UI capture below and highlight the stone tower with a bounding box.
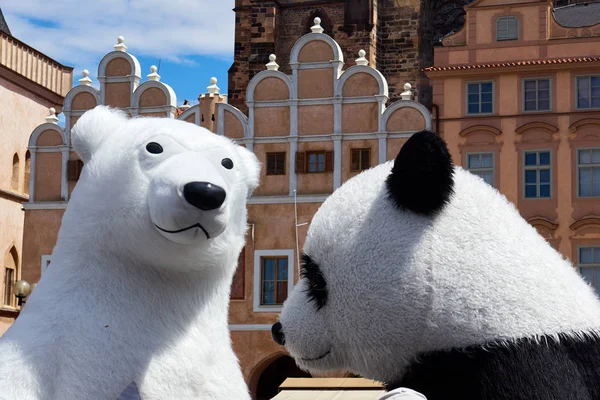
[228,0,436,113]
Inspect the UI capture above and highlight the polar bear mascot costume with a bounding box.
[0,106,260,400]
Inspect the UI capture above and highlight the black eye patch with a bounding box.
[300,253,327,310]
[221,158,233,169]
[146,142,163,154]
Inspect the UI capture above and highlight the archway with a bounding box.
[11,153,19,191]
[24,151,31,195]
[3,246,18,307]
[255,355,311,400]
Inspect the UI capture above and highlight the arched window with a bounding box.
[11,153,19,191]
[24,151,31,195]
[496,16,519,41]
[3,246,18,307]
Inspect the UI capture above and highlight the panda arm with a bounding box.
[379,388,428,400]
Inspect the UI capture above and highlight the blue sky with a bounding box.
[1,0,235,111]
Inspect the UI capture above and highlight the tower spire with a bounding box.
[0,8,11,35]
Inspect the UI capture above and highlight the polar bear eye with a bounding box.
[146,142,163,154]
[221,158,234,169]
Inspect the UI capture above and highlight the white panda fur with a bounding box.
[273,130,600,400]
[0,106,259,400]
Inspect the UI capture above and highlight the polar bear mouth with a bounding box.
[154,223,210,239]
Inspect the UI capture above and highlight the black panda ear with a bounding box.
[385,130,454,216]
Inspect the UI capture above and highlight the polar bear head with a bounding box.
[68,106,260,272]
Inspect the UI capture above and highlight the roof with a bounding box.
[424,56,600,72]
[0,8,11,35]
[553,2,600,27]
[271,389,387,399]
[272,378,385,399]
[279,378,384,390]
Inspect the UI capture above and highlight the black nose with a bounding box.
[271,322,285,346]
[183,182,226,211]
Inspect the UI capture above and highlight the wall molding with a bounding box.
[248,194,329,205]
[229,324,272,331]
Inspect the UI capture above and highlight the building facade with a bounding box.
[227,0,476,114]
[0,11,73,335]
[424,0,600,294]
[19,25,430,399]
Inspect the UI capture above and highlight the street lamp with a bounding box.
[13,280,31,307]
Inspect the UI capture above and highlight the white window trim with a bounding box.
[496,16,519,41]
[522,77,552,113]
[575,75,600,110]
[253,249,295,313]
[465,81,495,116]
[465,152,495,187]
[576,147,600,198]
[41,255,52,276]
[523,149,552,199]
[578,246,600,295]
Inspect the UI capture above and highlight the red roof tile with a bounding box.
[423,57,600,72]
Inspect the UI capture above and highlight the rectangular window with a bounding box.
[261,256,289,305]
[466,153,494,187]
[67,159,84,181]
[467,82,493,115]
[579,246,600,297]
[524,150,551,198]
[523,79,551,112]
[295,151,333,173]
[576,76,600,109]
[3,268,14,306]
[266,152,286,175]
[578,148,600,197]
[351,149,371,172]
[496,16,519,41]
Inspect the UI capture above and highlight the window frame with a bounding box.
[495,16,519,41]
[523,149,552,199]
[466,81,495,116]
[266,152,286,176]
[259,256,289,306]
[578,246,600,297]
[3,267,15,307]
[575,75,600,110]
[306,151,327,173]
[522,77,552,113]
[465,152,495,187]
[576,147,600,198]
[253,249,295,313]
[350,148,371,172]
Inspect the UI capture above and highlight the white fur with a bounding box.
[0,106,260,400]
[278,161,600,384]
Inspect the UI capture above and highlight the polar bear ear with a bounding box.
[71,106,128,163]
[235,145,261,197]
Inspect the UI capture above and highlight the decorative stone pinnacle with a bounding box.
[266,54,279,71]
[79,69,92,86]
[114,36,127,52]
[355,49,368,66]
[207,77,220,96]
[46,107,59,124]
[401,82,413,100]
[147,65,160,81]
[311,17,324,33]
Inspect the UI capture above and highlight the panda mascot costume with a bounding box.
[272,130,600,400]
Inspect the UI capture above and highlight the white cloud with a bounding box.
[0,0,235,71]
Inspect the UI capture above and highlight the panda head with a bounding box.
[273,130,600,384]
